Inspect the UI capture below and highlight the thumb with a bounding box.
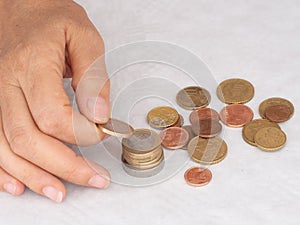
[66,20,110,124]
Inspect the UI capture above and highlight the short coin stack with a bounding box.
[121,129,164,177]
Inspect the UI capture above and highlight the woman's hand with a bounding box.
[0,0,110,202]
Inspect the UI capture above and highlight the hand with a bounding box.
[0,0,111,202]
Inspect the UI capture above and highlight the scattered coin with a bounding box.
[191,119,222,138]
[220,104,254,128]
[176,86,211,110]
[97,118,134,138]
[147,106,179,129]
[254,127,287,151]
[217,78,255,104]
[188,136,228,164]
[242,119,281,146]
[184,167,212,187]
[259,97,294,120]
[189,108,219,124]
[181,125,197,150]
[160,127,189,150]
[265,104,292,123]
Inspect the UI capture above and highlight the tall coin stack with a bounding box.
[121,129,164,177]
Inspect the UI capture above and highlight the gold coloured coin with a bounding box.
[187,136,227,164]
[242,119,280,146]
[259,97,294,120]
[176,86,211,110]
[97,118,134,138]
[254,127,286,151]
[217,78,254,104]
[147,106,179,129]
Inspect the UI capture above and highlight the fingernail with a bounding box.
[87,97,109,123]
[42,186,63,203]
[88,174,110,189]
[3,183,16,195]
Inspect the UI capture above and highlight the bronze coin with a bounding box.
[220,104,254,128]
[181,125,197,150]
[147,106,179,129]
[254,127,286,151]
[160,127,189,150]
[184,167,212,187]
[242,119,280,146]
[216,78,255,104]
[259,97,294,120]
[188,136,228,164]
[265,104,292,123]
[176,86,211,110]
[191,119,222,138]
[189,108,219,124]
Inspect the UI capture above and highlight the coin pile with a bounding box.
[121,129,164,177]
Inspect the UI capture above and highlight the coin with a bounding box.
[172,114,184,127]
[176,86,211,110]
[122,155,165,178]
[217,78,255,104]
[191,119,222,138]
[160,127,189,150]
[122,129,161,154]
[181,125,197,150]
[259,97,294,120]
[189,108,219,124]
[184,167,212,187]
[97,118,134,138]
[265,104,292,123]
[188,136,227,164]
[220,104,254,128]
[147,106,179,129]
[242,119,280,146]
[254,127,286,151]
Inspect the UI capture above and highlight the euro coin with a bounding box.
[191,119,222,138]
[189,108,219,124]
[217,78,254,104]
[176,86,211,110]
[242,119,280,146]
[220,104,254,128]
[254,127,286,151]
[259,97,294,120]
[97,118,134,138]
[147,106,179,129]
[122,129,161,154]
[188,136,227,164]
[184,167,212,187]
[265,104,292,123]
[160,127,189,150]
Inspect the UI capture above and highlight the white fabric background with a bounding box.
[0,0,299,224]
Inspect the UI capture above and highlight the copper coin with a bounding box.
[159,127,189,150]
[189,108,219,124]
[184,167,212,187]
[172,114,184,127]
[265,104,292,123]
[191,119,222,138]
[220,104,254,128]
[259,97,294,120]
[182,125,196,150]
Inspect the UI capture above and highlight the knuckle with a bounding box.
[8,125,34,155]
[35,106,72,137]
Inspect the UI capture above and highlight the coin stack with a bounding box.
[121,129,164,177]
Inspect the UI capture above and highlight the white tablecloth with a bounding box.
[1,0,299,224]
